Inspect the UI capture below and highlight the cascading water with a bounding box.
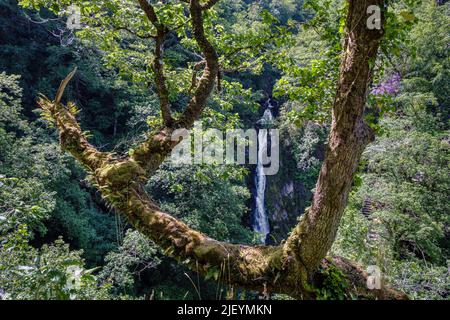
[252,101,273,244]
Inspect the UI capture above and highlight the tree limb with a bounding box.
[174,0,219,129]
[153,29,173,126]
[137,0,160,28]
[130,0,220,176]
[137,0,173,126]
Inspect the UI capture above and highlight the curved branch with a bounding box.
[39,70,112,172]
[55,67,77,104]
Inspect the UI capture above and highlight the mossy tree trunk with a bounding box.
[39,0,407,300]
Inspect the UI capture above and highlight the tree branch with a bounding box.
[137,0,173,126]
[174,0,219,129]
[39,69,112,172]
[130,0,220,175]
[188,60,206,94]
[153,29,173,126]
[137,0,160,28]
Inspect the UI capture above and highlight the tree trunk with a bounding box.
[284,0,383,277]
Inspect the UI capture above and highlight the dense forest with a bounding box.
[0,0,448,300]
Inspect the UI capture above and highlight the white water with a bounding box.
[252,103,273,243]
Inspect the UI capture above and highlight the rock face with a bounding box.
[265,142,308,243]
[265,120,327,244]
[266,179,309,243]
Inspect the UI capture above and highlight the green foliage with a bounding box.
[17,0,287,98]
[0,72,116,295]
[148,163,254,244]
[315,263,349,300]
[100,230,161,294]
[0,72,27,132]
[399,1,450,125]
[278,106,327,190]
[389,260,449,300]
[363,116,448,263]
[212,2,293,74]
[334,96,449,300]
[273,0,344,125]
[0,72,55,237]
[0,230,112,300]
[379,0,422,58]
[1,1,138,146]
[0,70,117,264]
[332,201,373,262]
[274,0,423,127]
[0,175,55,237]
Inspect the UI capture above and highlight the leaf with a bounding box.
[61,259,81,267]
[400,11,415,22]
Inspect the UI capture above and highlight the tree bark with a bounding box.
[38,0,407,299]
[284,0,383,278]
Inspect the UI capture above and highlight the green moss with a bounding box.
[193,243,222,261]
[315,263,350,300]
[97,160,143,187]
[268,248,284,270]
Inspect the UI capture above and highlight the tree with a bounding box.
[331,1,450,300]
[34,0,407,299]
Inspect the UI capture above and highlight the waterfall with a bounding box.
[252,101,273,243]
